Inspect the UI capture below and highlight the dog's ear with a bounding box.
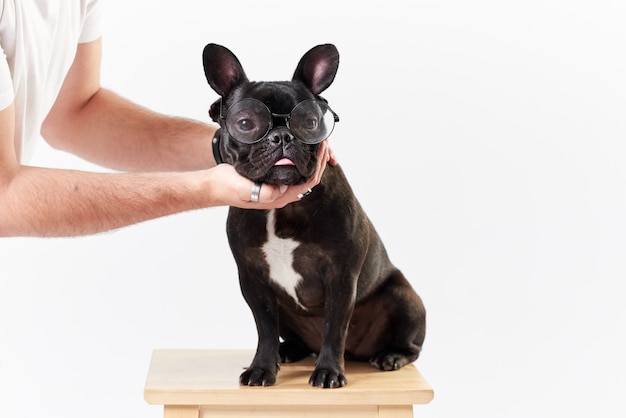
[292,44,339,95]
[208,99,221,122]
[203,43,249,97]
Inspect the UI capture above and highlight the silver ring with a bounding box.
[297,188,313,199]
[250,181,262,202]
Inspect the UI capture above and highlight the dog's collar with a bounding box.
[212,128,223,165]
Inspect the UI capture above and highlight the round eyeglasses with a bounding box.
[220,98,339,144]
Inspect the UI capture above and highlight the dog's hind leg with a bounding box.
[365,270,426,371]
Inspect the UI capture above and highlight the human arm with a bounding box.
[2,102,329,237]
[41,39,216,172]
[0,39,334,237]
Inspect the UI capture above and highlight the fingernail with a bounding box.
[279,185,288,194]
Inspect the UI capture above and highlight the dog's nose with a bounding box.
[268,129,294,145]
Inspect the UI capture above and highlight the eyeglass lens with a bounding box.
[225,99,336,144]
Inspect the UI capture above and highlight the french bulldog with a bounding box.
[202,43,426,388]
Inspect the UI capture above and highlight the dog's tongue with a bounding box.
[274,158,295,166]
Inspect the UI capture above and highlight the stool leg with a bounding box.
[378,405,414,418]
[163,405,199,418]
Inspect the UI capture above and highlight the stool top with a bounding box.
[144,349,434,406]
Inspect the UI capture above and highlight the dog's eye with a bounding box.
[301,117,319,131]
[235,118,257,132]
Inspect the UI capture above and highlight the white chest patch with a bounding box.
[262,209,303,306]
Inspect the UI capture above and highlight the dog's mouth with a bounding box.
[264,157,305,185]
[219,130,315,185]
[274,158,295,167]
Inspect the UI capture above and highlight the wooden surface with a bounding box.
[144,349,434,409]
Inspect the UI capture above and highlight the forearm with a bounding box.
[42,88,217,172]
[0,165,213,237]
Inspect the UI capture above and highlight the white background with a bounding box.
[1,0,625,417]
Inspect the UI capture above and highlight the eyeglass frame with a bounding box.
[218,97,340,145]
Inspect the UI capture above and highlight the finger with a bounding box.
[312,142,330,183]
[257,183,288,204]
[327,146,338,166]
[318,139,337,166]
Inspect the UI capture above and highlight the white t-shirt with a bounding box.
[0,0,103,162]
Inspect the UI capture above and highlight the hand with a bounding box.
[212,140,336,209]
[259,140,337,208]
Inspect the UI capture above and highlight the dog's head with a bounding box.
[203,43,339,185]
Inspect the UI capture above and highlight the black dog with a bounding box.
[203,43,426,388]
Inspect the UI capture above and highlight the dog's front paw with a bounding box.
[240,367,277,387]
[308,367,347,388]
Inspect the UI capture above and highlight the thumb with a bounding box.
[258,183,288,203]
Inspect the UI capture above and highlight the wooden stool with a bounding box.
[144,349,433,418]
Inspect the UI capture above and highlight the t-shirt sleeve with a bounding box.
[78,0,104,44]
[0,43,14,111]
